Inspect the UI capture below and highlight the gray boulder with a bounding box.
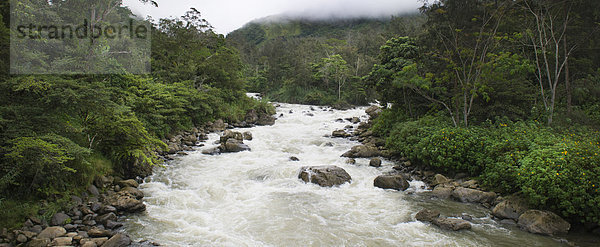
[433,218,472,231]
[517,210,570,236]
[431,174,450,186]
[221,139,251,153]
[51,212,70,226]
[415,209,440,222]
[243,132,253,141]
[342,145,380,158]
[492,196,529,220]
[374,175,409,191]
[451,187,496,204]
[431,185,454,199]
[332,130,348,138]
[101,233,131,247]
[298,166,352,187]
[117,179,139,188]
[37,226,66,239]
[365,105,382,119]
[369,158,382,167]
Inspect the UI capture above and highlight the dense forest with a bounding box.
[227,14,424,106]
[231,0,600,227]
[0,0,272,227]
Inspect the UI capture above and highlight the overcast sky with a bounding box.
[123,0,422,34]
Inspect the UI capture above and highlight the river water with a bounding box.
[124,103,575,246]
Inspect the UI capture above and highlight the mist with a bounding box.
[124,0,422,34]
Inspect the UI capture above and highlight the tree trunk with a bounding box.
[564,36,572,114]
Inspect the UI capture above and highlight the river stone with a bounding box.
[52,236,73,246]
[351,117,360,123]
[517,210,570,236]
[27,238,50,247]
[431,174,450,186]
[369,158,382,167]
[433,218,472,231]
[365,105,382,119]
[101,233,131,247]
[105,193,145,213]
[374,175,409,191]
[492,196,529,220]
[415,209,440,222]
[243,132,253,141]
[97,213,117,226]
[88,227,112,238]
[211,119,227,131]
[16,234,27,243]
[221,139,251,153]
[37,226,66,239]
[342,145,380,158]
[51,212,70,226]
[82,241,98,247]
[120,187,144,199]
[201,147,220,155]
[117,179,139,188]
[256,114,276,126]
[431,185,454,199]
[332,130,348,138]
[220,130,244,143]
[298,166,352,187]
[346,158,356,164]
[88,184,100,196]
[451,187,496,204]
[289,156,300,161]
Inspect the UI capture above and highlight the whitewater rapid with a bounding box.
[124,103,564,247]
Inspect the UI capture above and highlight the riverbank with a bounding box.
[334,105,600,245]
[0,108,276,247]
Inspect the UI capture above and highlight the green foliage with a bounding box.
[382,113,600,224]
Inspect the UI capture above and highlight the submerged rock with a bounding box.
[374,175,409,191]
[517,210,570,236]
[298,166,352,187]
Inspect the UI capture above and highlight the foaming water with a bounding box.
[125,103,565,247]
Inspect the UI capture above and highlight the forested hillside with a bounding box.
[0,1,271,227]
[227,14,424,106]
[363,0,600,226]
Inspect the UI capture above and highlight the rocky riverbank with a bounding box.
[332,105,581,239]
[0,108,277,247]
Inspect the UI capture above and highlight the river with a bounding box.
[124,102,575,246]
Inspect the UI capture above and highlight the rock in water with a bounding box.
[243,131,253,141]
[451,187,496,204]
[517,210,570,236]
[415,209,440,222]
[331,130,348,138]
[117,179,139,188]
[492,196,529,220]
[433,218,472,231]
[289,156,300,161]
[298,166,351,187]
[369,158,382,167]
[374,175,410,191]
[102,233,131,247]
[221,139,251,153]
[341,145,380,158]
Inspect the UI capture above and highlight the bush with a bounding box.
[381,112,600,224]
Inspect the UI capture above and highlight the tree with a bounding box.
[521,0,575,125]
[312,54,350,101]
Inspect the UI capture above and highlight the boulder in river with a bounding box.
[342,145,380,158]
[374,175,409,191]
[492,196,529,220]
[433,218,472,231]
[517,210,570,236]
[102,233,131,247]
[298,166,352,187]
[431,185,454,199]
[369,158,382,167]
[431,174,450,186]
[220,130,244,143]
[243,131,253,141]
[221,139,251,153]
[332,130,349,138]
[451,187,496,204]
[415,209,440,222]
[289,156,300,161]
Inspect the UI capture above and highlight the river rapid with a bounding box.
[124,102,572,247]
